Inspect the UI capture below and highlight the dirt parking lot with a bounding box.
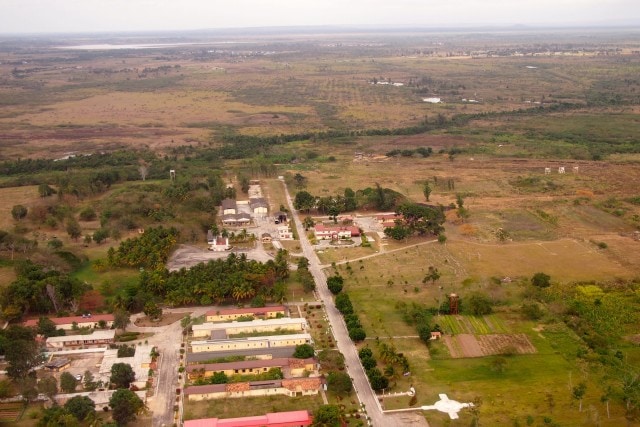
[167,244,274,271]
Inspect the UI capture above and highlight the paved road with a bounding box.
[129,307,209,427]
[282,182,428,427]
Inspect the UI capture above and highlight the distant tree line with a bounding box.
[294,183,406,214]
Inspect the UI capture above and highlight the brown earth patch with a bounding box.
[134,312,187,327]
[443,333,536,358]
[624,334,640,345]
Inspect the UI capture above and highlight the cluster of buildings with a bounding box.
[21,313,152,408]
[313,224,360,240]
[188,313,312,353]
[183,305,320,426]
[23,314,117,352]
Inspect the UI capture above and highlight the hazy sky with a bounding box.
[1,0,638,34]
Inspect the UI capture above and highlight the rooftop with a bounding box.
[186,346,297,363]
[192,318,307,333]
[191,333,311,346]
[205,306,286,317]
[186,357,315,373]
[221,198,237,209]
[183,410,312,427]
[46,329,115,344]
[24,313,114,328]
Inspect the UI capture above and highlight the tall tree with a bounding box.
[572,382,587,412]
[60,372,77,393]
[294,191,315,212]
[38,376,58,402]
[313,405,341,426]
[66,218,82,241]
[38,406,79,427]
[109,389,144,426]
[5,338,42,380]
[143,301,162,321]
[64,395,96,421]
[113,310,131,331]
[327,372,353,396]
[110,363,135,389]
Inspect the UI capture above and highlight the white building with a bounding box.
[46,330,115,351]
[277,225,293,240]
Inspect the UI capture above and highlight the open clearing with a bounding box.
[443,333,537,358]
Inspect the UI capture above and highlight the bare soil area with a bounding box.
[166,244,273,271]
[134,312,187,327]
[443,333,536,358]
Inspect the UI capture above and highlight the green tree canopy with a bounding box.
[66,218,82,241]
[110,363,135,389]
[5,337,42,380]
[64,395,96,421]
[109,388,144,426]
[326,371,352,396]
[38,376,58,401]
[60,372,77,393]
[113,310,131,331]
[38,406,79,427]
[531,272,551,288]
[467,293,493,315]
[294,191,315,211]
[11,205,28,221]
[143,301,162,320]
[327,275,344,295]
[313,404,341,427]
[293,343,315,359]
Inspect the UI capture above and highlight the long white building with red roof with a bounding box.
[183,410,312,427]
[23,314,114,330]
[205,306,286,322]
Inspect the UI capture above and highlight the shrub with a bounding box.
[327,275,344,295]
[348,328,366,342]
[358,347,373,360]
[531,272,551,288]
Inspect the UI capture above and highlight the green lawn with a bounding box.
[183,395,323,421]
[72,263,140,297]
[437,314,508,335]
[373,323,628,426]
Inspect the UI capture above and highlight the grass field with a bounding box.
[336,236,637,425]
[374,321,630,426]
[183,394,323,421]
[437,314,509,335]
[0,186,40,230]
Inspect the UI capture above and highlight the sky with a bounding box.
[1,0,639,34]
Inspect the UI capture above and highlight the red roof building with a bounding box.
[313,224,360,240]
[183,410,312,427]
[23,314,115,330]
[205,306,286,322]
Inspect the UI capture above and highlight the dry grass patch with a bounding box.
[445,238,635,281]
[0,186,40,230]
